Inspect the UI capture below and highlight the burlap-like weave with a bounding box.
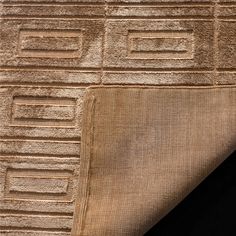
[72,86,236,236]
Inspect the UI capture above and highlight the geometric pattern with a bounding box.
[0,0,235,235]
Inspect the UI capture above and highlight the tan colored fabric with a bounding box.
[72,86,236,236]
[1,1,235,234]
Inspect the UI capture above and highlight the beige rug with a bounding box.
[72,86,236,236]
[1,0,235,234]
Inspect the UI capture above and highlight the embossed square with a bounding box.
[0,19,104,68]
[0,156,79,233]
[0,86,84,140]
[104,20,214,69]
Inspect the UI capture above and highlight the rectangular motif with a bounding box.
[18,30,83,59]
[0,156,79,211]
[128,31,194,59]
[0,86,84,138]
[5,169,73,201]
[104,20,214,69]
[0,19,104,68]
[12,96,76,127]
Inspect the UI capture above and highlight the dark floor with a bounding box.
[145,150,236,236]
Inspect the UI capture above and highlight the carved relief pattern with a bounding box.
[0,0,235,235]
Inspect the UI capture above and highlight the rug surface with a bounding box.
[72,86,236,236]
[0,0,235,235]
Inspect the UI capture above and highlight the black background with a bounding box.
[145,151,236,236]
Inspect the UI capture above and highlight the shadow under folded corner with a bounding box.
[145,150,236,236]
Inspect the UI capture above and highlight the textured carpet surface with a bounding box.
[0,0,235,235]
